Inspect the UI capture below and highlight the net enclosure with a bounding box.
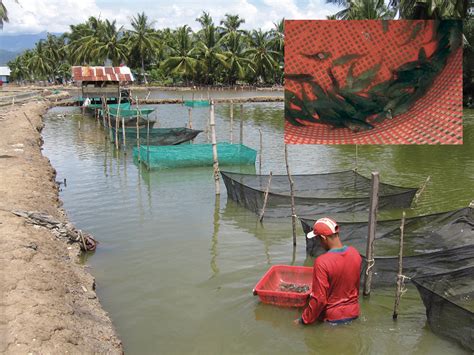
[412,267,473,351]
[110,127,202,145]
[360,244,474,287]
[221,170,418,218]
[184,100,210,108]
[300,207,474,256]
[106,106,155,118]
[133,143,257,169]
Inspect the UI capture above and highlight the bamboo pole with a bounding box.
[259,128,263,175]
[188,108,193,129]
[284,144,297,246]
[239,104,244,145]
[114,91,122,150]
[393,211,406,320]
[412,176,431,207]
[258,172,273,223]
[136,96,141,162]
[363,172,380,296]
[101,97,106,128]
[146,118,150,170]
[355,144,359,171]
[210,100,220,195]
[230,100,234,143]
[107,104,111,140]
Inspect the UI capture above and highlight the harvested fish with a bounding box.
[285,20,458,130]
[401,21,423,45]
[301,52,331,61]
[332,53,363,67]
[285,73,314,82]
[279,282,310,293]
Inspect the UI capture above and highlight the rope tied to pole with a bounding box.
[365,258,375,275]
[397,274,411,296]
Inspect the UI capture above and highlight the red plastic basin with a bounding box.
[253,265,313,307]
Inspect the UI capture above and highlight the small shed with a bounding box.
[71,66,134,99]
[0,66,11,83]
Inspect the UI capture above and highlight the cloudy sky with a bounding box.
[1,0,340,34]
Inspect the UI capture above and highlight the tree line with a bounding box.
[7,12,284,86]
[4,0,473,94]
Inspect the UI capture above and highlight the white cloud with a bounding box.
[0,0,341,34]
[2,0,102,33]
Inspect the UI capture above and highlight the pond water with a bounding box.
[42,99,473,354]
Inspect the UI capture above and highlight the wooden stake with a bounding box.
[363,172,380,296]
[412,176,431,207]
[259,128,263,175]
[230,100,234,143]
[258,172,272,222]
[146,118,150,170]
[355,144,359,171]
[136,96,141,162]
[393,211,406,320]
[188,108,193,129]
[210,100,220,195]
[114,91,122,150]
[239,104,244,145]
[284,144,297,246]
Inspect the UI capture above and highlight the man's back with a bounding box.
[302,246,362,323]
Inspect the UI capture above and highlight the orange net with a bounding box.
[284,20,463,145]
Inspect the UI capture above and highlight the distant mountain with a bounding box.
[0,49,20,65]
[0,32,63,52]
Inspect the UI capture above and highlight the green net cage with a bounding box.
[184,100,210,108]
[133,142,257,169]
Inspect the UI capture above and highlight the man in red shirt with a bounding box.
[295,217,362,325]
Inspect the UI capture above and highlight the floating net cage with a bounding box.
[300,207,474,256]
[110,127,201,145]
[184,100,210,108]
[412,267,474,351]
[106,107,155,117]
[221,170,418,218]
[134,143,257,169]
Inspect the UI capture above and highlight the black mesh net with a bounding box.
[221,170,418,218]
[301,207,474,256]
[412,267,474,351]
[361,245,474,286]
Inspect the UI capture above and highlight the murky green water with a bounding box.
[42,99,473,354]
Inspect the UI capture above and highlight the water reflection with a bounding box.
[41,105,474,355]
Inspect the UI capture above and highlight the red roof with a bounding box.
[72,66,134,82]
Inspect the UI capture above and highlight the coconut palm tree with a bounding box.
[28,41,54,80]
[246,29,279,84]
[194,12,226,85]
[327,0,469,19]
[330,0,395,19]
[0,0,18,30]
[8,51,32,82]
[219,13,246,38]
[388,0,469,19]
[90,19,128,66]
[269,19,284,84]
[127,12,161,83]
[221,31,252,85]
[161,25,198,84]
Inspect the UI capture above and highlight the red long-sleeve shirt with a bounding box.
[301,246,362,324]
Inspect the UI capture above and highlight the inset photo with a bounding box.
[284,20,463,144]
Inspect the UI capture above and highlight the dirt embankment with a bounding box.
[0,95,123,354]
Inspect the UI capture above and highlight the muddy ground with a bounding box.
[0,93,123,354]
